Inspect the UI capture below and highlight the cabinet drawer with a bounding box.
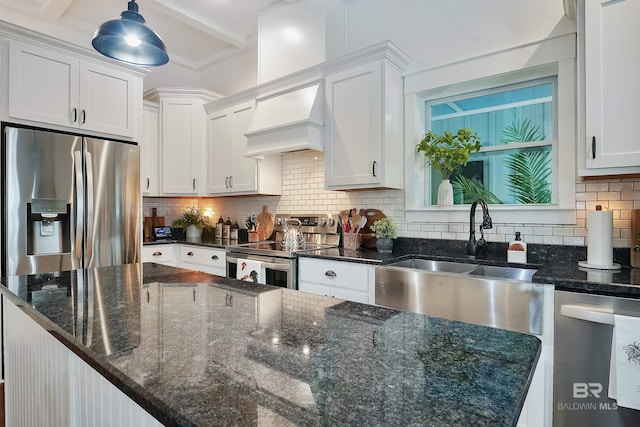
[179,246,226,269]
[142,245,175,263]
[299,258,370,292]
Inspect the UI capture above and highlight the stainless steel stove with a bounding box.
[226,213,340,289]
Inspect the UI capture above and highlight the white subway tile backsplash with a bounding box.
[145,151,640,248]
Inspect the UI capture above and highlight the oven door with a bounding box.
[226,252,296,289]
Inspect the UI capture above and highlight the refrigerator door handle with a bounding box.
[85,151,95,263]
[74,151,84,261]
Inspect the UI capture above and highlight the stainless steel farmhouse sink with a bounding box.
[375,260,543,335]
[387,258,478,274]
[467,265,537,281]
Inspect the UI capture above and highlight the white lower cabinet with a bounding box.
[298,257,374,304]
[177,245,226,276]
[142,244,177,266]
[517,284,554,427]
[142,244,227,276]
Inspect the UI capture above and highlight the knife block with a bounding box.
[632,209,640,268]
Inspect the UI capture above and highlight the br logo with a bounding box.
[573,383,603,398]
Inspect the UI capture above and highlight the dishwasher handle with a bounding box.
[561,304,615,325]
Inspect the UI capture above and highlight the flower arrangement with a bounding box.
[172,207,209,230]
[370,218,397,239]
[416,128,481,179]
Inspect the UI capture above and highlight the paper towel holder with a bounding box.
[579,205,621,270]
[578,260,621,270]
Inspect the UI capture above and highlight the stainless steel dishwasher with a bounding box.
[554,290,640,426]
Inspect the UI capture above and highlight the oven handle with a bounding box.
[226,254,291,272]
[560,304,615,325]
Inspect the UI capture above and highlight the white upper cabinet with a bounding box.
[324,44,408,190]
[207,100,281,196]
[160,96,208,195]
[141,101,159,196]
[8,39,140,138]
[581,0,640,174]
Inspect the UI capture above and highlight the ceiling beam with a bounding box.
[151,0,249,48]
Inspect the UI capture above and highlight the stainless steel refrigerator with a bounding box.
[2,124,140,276]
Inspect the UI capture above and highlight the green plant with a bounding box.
[416,128,481,179]
[370,218,397,239]
[501,119,551,204]
[172,207,209,229]
[452,175,503,204]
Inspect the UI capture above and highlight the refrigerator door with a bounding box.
[84,137,140,269]
[3,126,81,276]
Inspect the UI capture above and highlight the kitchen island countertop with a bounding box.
[1,263,540,426]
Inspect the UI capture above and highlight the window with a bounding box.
[403,34,576,225]
[426,77,556,205]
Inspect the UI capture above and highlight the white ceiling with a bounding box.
[0,0,282,70]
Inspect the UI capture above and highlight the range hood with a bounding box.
[244,81,324,157]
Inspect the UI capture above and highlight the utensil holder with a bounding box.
[343,233,361,250]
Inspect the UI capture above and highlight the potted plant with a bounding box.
[370,218,397,254]
[172,207,209,239]
[416,128,481,207]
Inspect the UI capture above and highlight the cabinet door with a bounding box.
[585,0,640,169]
[8,40,79,127]
[325,62,382,187]
[207,110,234,194]
[141,103,159,195]
[78,61,139,138]
[228,102,258,193]
[161,99,203,194]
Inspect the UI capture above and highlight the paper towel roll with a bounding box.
[585,209,615,268]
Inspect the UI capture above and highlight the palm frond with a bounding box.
[504,150,551,204]
[500,118,546,144]
[453,175,503,204]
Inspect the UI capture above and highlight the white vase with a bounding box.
[186,224,201,239]
[437,179,454,207]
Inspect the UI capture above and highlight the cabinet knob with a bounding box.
[192,179,196,190]
[152,251,162,256]
[81,109,86,124]
[225,177,229,188]
[372,160,377,177]
[187,251,194,256]
[211,255,218,260]
[229,176,233,188]
[71,108,77,123]
[146,178,150,189]
[592,136,596,159]
[325,270,337,277]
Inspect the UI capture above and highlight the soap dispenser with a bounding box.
[507,232,527,264]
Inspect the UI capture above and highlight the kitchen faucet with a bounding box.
[467,198,493,256]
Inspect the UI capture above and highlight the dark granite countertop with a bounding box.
[1,263,540,427]
[298,237,640,298]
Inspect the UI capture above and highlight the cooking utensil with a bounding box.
[352,213,363,233]
[340,210,350,233]
[256,205,275,241]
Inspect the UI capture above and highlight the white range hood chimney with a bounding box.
[244,81,324,157]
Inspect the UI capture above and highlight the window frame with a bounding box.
[424,76,558,206]
[403,34,576,225]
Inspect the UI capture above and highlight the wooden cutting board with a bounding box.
[359,208,386,248]
[631,209,640,268]
[144,213,165,241]
[256,205,274,241]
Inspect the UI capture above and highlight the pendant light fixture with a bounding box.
[92,0,169,66]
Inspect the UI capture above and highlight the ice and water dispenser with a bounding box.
[26,199,71,256]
